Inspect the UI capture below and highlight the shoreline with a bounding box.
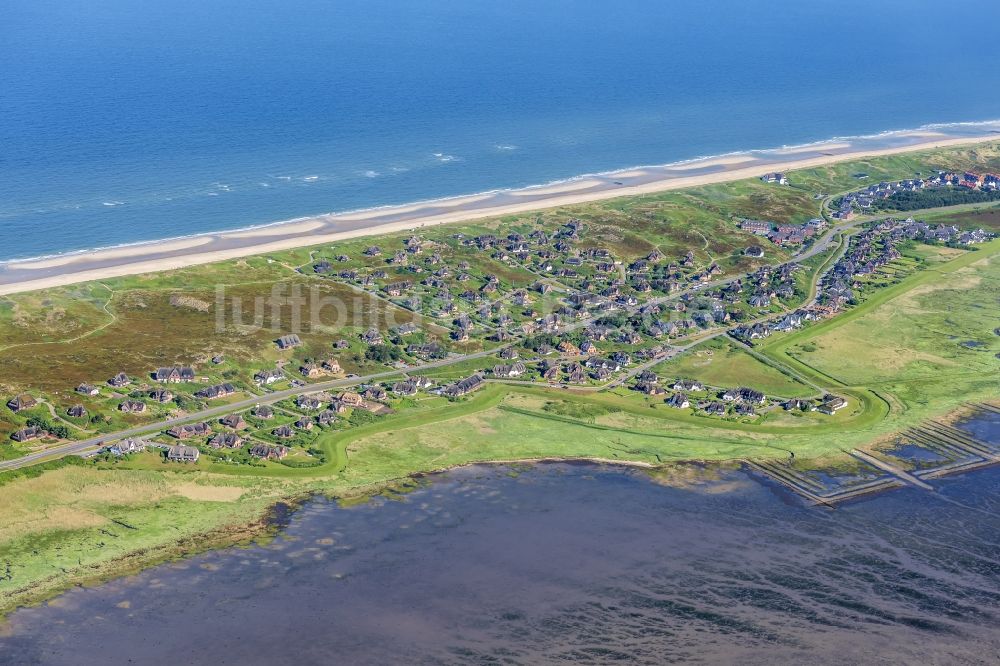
[2,129,999,296]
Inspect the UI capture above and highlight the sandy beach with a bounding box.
[1,130,997,296]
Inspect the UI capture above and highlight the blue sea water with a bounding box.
[2,0,1000,261]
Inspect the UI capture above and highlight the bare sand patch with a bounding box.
[7,237,213,270]
[769,142,851,155]
[226,220,324,238]
[508,179,604,196]
[667,155,758,169]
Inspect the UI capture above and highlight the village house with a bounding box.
[363,386,387,401]
[219,413,246,429]
[392,380,418,396]
[492,362,526,378]
[254,369,284,385]
[119,400,146,414]
[334,391,365,408]
[272,425,295,439]
[106,438,145,456]
[783,398,809,411]
[295,417,314,431]
[251,443,290,460]
[740,219,773,236]
[210,432,243,449]
[722,387,766,404]
[67,404,87,418]
[361,328,384,345]
[442,374,484,398]
[296,395,322,411]
[276,334,302,350]
[166,445,200,463]
[673,379,703,392]
[154,366,195,383]
[818,395,848,415]
[167,422,211,439]
[667,393,690,409]
[735,403,756,416]
[760,172,788,185]
[585,357,622,372]
[317,409,339,426]
[108,372,131,388]
[150,388,174,403]
[7,394,37,413]
[76,383,99,396]
[300,362,323,378]
[254,405,274,419]
[195,383,236,400]
[11,426,43,442]
[703,401,727,416]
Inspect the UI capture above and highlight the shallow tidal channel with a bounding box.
[2,415,1000,665]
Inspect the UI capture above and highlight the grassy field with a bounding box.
[651,337,817,398]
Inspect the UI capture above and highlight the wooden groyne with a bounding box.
[743,459,902,506]
[746,408,999,505]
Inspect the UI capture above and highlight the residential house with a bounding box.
[209,432,243,449]
[272,425,295,439]
[166,445,200,463]
[317,410,339,426]
[818,395,848,414]
[106,438,145,456]
[76,384,99,396]
[492,362,526,378]
[442,374,485,398]
[667,393,690,409]
[167,422,210,439]
[108,372,131,388]
[254,369,284,385]
[334,392,364,408]
[67,404,87,418]
[703,402,727,416]
[253,444,289,462]
[7,395,37,413]
[154,366,195,383]
[195,383,236,400]
[673,379,703,392]
[219,413,246,429]
[119,400,146,414]
[296,395,322,411]
[150,388,174,403]
[254,405,274,419]
[11,426,43,442]
[276,334,302,350]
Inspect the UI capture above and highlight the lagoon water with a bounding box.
[4,0,1000,261]
[3,415,999,665]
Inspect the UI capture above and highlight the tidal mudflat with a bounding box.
[2,415,999,665]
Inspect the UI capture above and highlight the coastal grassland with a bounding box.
[651,337,817,398]
[922,204,1000,232]
[0,277,421,397]
[787,142,1000,201]
[760,239,1000,432]
[0,465,288,614]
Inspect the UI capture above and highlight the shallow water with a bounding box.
[2,415,999,665]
